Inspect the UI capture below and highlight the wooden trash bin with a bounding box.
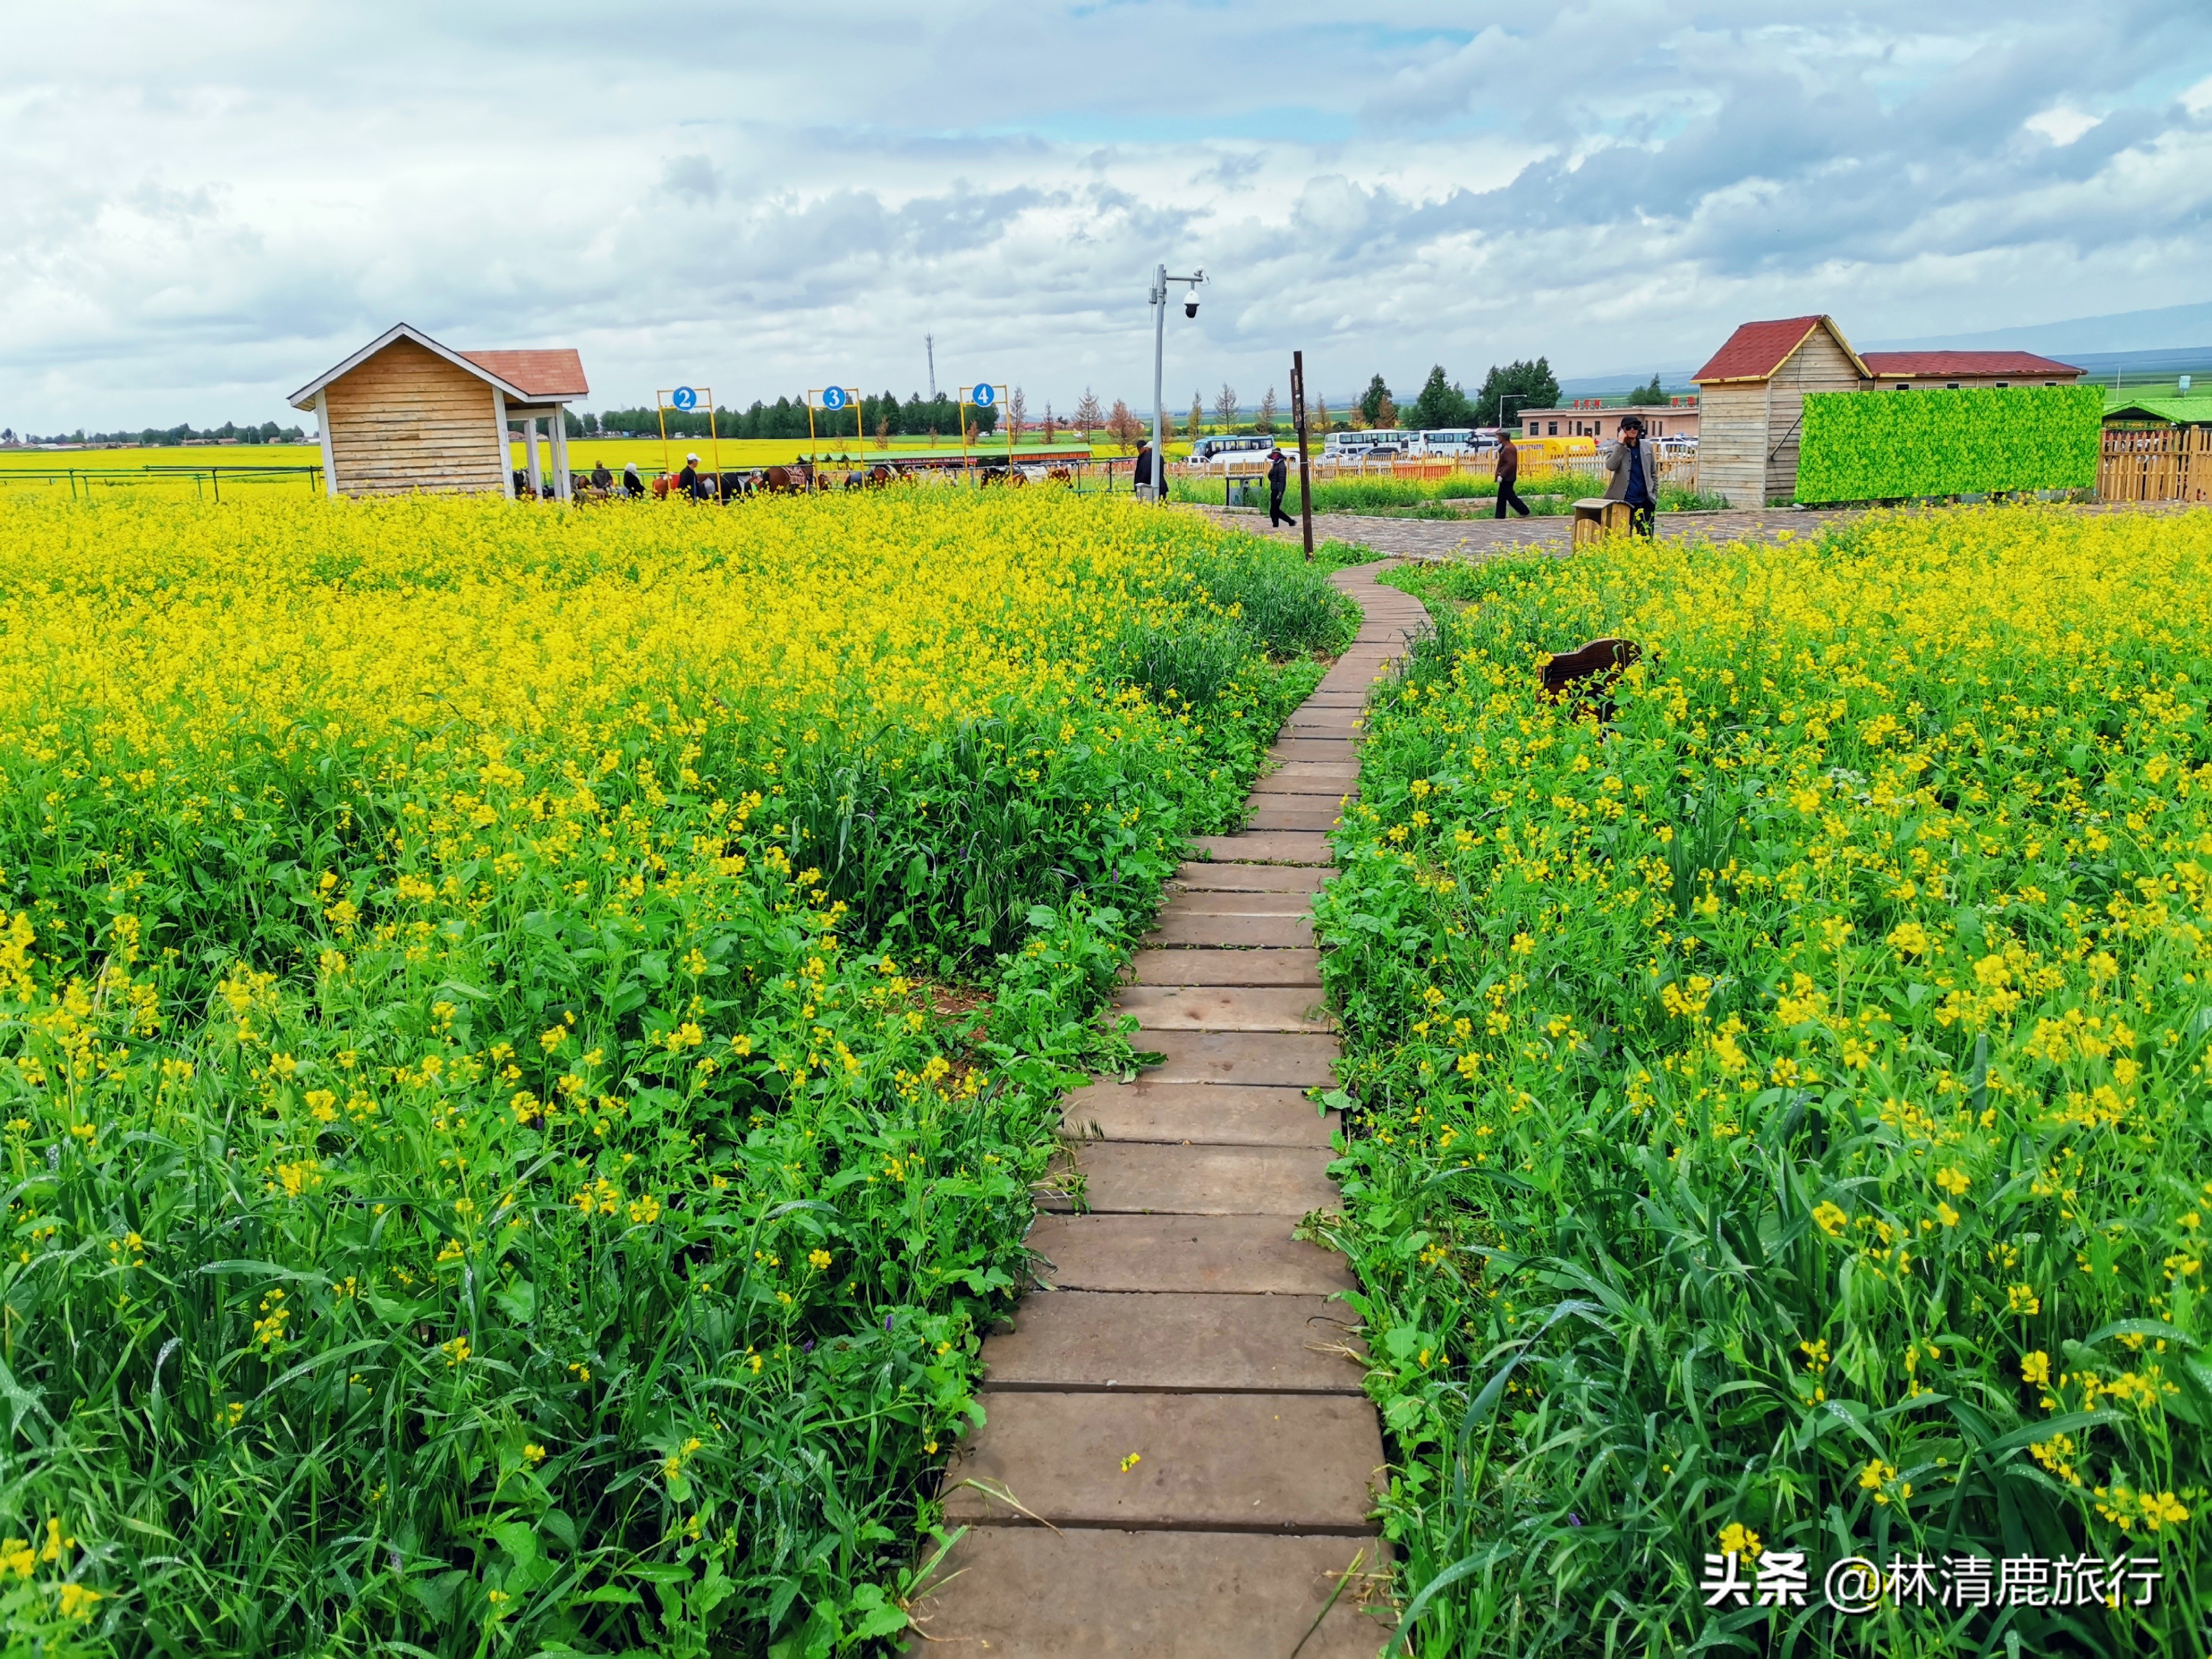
[1571,498,1632,550]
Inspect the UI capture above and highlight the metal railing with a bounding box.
[0,464,323,501]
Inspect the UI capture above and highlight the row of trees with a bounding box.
[4,420,309,447]
[585,391,1003,443]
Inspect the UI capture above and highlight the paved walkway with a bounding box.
[907,561,1423,1657]
[1192,503,1865,560]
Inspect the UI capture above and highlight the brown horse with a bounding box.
[760,462,816,495]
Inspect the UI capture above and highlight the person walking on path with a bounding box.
[1267,446,1294,527]
[1132,440,1164,501]
[1601,414,1657,537]
[1493,432,1530,518]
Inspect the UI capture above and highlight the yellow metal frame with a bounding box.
[958,382,1014,480]
[806,388,866,467]
[655,387,724,486]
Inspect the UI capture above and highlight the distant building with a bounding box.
[1520,396,1698,443]
[288,322,588,499]
[1859,351,2083,390]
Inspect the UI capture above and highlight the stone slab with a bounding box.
[1116,985,1333,1031]
[1247,802,1344,831]
[1051,1141,1339,1215]
[1147,912,1313,948]
[1061,1080,1335,1148]
[1026,1213,1354,1293]
[1186,832,1335,866]
[1170,861,1332,893]
[1248,773,1356,798]
[1141,1029,1339,1086]
[1129,947,1323,986]
[902,1527,1389,1658]
[1267,738,1358,763]
[1162,889,1322,917]
[939,1391,1382,1532]
[982,1291,1364,1393]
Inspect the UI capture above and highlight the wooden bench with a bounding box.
[1540,637,1644,723]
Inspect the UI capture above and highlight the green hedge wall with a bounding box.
[1794,384,2104,503]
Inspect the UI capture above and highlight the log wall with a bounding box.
[325,339,506,496]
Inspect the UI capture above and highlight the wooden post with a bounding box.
[1291,350,1315,562]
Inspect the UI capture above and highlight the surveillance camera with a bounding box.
[1184,296,1200,319]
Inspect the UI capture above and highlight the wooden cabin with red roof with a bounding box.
[289,323,589,500]
[1690,318,2086,505]
[1691,315,1869,506]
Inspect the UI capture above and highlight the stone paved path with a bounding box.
[905,561,1423,1657]
[1192,502,1865,560]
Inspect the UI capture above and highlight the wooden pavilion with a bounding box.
[288,323,589,499]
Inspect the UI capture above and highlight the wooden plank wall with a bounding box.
[1698,386,1768,506]
[2100,427,2212,502]
[1763,330,1864,503]
[325,338,505,496]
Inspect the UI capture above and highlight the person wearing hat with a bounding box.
[621,460,644,498]
[1600,415,1656,537]
[1266,446,1293,527]
[678,453,702,501]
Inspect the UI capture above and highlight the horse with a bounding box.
[760,463,815,495]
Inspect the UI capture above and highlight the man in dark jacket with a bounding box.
[678,453,703,501]
[1494,434,1530,518]
[1267,447,1293,527]
[1133,440,1162,501]
[590,460,613,495]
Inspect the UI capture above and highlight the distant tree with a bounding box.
[927,426,939,448]
[1009,385,1028,441]
[1257,388,1277,435]
[1471,357,1560,427]
[1107,398,1142,453]
[1359,373,1393,426]
[1312,395,1331,435]
[1042,403,1057,443]
[1189,390,1205,438]
[1625,373,1670,407]
[1411,365,1472,430]
[1073,388,1103,440]
[1215,383,1239,432]
[1348,399,1367,431]
[875,416,892,449]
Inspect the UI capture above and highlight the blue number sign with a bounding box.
[822,386,847,411]
[971,382,996,407]
[671,386,698,412]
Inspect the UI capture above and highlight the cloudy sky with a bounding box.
[6,1,2211,431]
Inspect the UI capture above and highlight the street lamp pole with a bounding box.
[1148,263,1204,499]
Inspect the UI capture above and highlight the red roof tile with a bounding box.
[462,349,589,399]
[1858,350,2081,380]
[1691,317,1828,383]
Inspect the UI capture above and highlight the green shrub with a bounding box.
[1796,385,2104,504]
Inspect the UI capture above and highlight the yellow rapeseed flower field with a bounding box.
[1322,506,2212,1655]
[0,489,1349,1654]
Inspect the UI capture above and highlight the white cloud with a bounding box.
[2024,105,2102,144]
[1,0,2208,431]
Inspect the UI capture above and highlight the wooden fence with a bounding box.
[2100,427,2212,503]
[1173,450,1699,492]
